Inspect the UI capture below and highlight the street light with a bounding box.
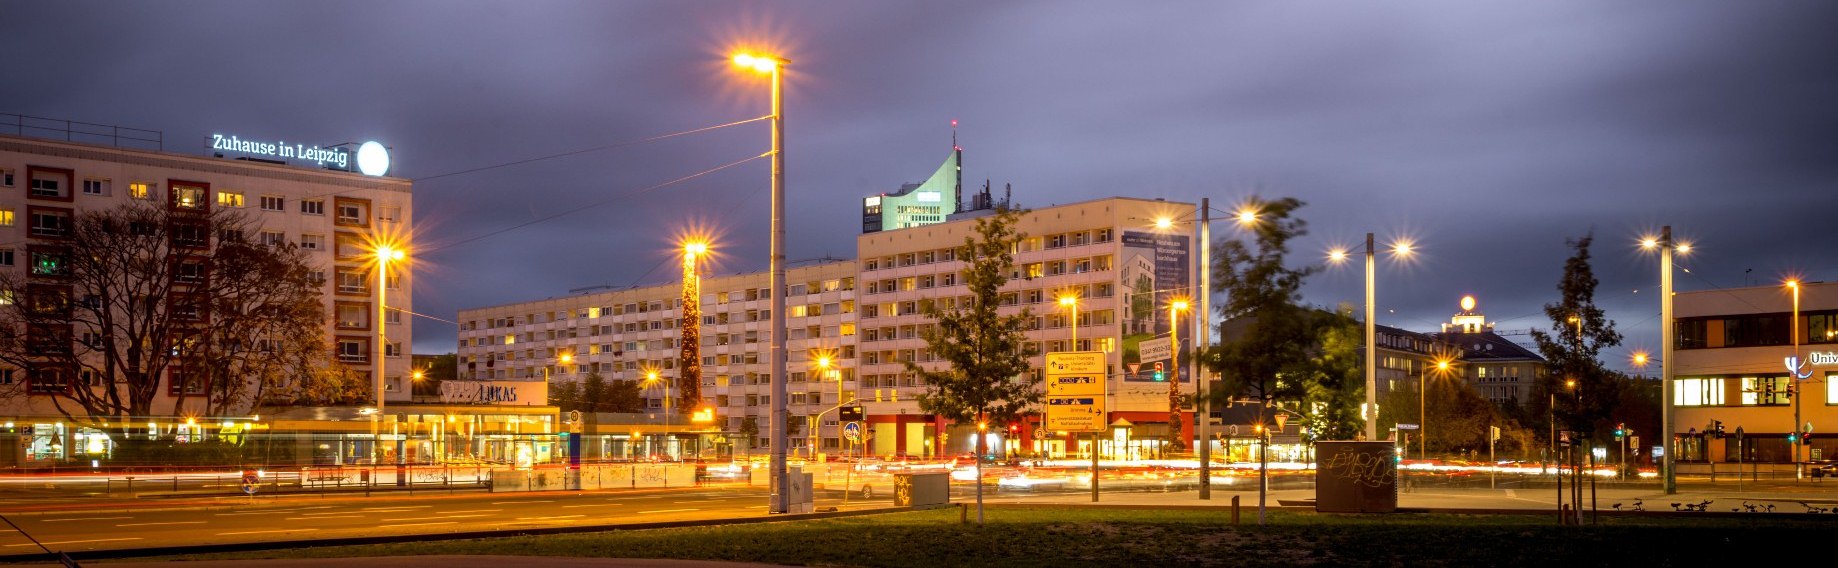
[643,368,670,459]
[374,245,405,414]
[1639,227,1687,494]
[1424,356,1453,461]
[808,355,844,459]
[1327,234,1414,441]
[732,49,791,515]
[1788,278,1804,479]
[1055,294,1078,461]
[1169,298,1189,454]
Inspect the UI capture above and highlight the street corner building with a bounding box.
[0,121,412,467]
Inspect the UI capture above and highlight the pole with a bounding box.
[1793,281,1802,480]
[1363,233,1377,441]
[1554,395,1563,525]
[1420,374,1427,462]
[1169,302,1181,454]
[1589,441,1597,525]
[1197,198,1212,500]
[767,63,790,515]
[1661,226,1677,494]
[1090,431,1100,502]
[1257,421,1268,525]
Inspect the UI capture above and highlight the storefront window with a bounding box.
[1674,377,1725,406]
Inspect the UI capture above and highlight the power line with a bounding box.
[412,116,769,183]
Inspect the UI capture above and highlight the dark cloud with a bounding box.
[4,1,1833,369]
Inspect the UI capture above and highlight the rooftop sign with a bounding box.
[211,134,390,176]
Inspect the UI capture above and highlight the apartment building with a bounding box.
[855,197,1198,460]
[0,131,412,462]
[455,260,858,458]
[1431,296,1545,409]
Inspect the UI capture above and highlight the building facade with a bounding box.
[456,260,859,459]
[1673,280,1838,465]
[861,149,960,233]
[0,131,413,465]
[1432,296,1545,409]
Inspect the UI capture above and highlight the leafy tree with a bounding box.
[581,372,608,411]
[905,205,1037,524]
[738,416,760,456]
[598,376,645,413]
[1202,197,1319,431]
[194,235,326,416]
[551,379,582,412]
[1528,233,1623,440]
[1299,306,1366,442]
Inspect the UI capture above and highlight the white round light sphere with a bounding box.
[356,141,390,176]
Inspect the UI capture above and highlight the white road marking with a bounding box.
[638,508,699,514]
[360,506,433,511]
[561,503,622,508]
[378,521,456,529]
[116,521,206,527]
[41,517,130,522]
[436,509,502,514]
[492,500,553,504]
[286,515,363,520]
[213,511,294,516]
[218,529,319,536]
[515,515,583,521]
[6,537,142,547]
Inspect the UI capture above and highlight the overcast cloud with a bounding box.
[3,1,1834,369]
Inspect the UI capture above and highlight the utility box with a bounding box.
[1315,440,1398,513]
[894,472,950,507]
[786,467,815,514]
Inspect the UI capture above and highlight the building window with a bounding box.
[1740,376,1791,406]
[0,208,12,226]
[385,309,401,324]
[211,191,240,207]
[28,209,71,238]
[0,169,12,186]
[260,231,286,247]
[302,199,325,215]
[1674,377,1725,407]
[82,179,108,196]
[0,248,12,266]
[379,206,401,223]
[336,268,369,294]
[337,339,368,364]
[129,182,151,199]
[29,176,63,199]
[336,302,369,330]
[385,342,403,357]
[260,195,285,211]
[300,233,325,250]
[171,185,206,209]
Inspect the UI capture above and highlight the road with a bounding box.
[0,486,892,555]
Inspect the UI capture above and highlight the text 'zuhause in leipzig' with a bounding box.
[211,134,349,168]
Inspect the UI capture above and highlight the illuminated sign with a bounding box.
[1789,351,1838,380]
[916,191,941,202]
[439,380,548,406]
[211,134,391,176]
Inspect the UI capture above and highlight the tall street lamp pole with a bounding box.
[1644,227,1680,494]
[647,370,671,458]
[733,52,790,514]
[1196,199,1212,500]
[1168,299,1189,456]
[1057,295,1077,460]
[1363,234,1378,441]
[1790,279,1803,479]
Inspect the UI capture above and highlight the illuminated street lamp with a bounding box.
[374,245,405,414]
[732,49,791,514]
[1789,278,1804,479]
[1327,235,1414,440]
[1639,227,1687,493]
[643,368,671,459]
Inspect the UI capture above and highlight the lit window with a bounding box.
[1674,377,1725,407]
[216,191,244,207]
[172,185,205,208]
[0,209,11,226]
[129,182,151,199]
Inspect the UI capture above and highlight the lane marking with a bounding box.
[116,521,206,527]
[515,515,583,521]
[493,500,553,505]
[286,515,363,520]
[213,511,294,516]
[360,506,433,512]
[436,509,502,514]
[218,529,319,536]
[378,521,456,529]
[41,517,130,522]
[6,537,142,547]
[561,504,622,508]
[638,508,699,514]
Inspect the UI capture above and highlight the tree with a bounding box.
[1203,197,1319,430]
[1299,306,1367,442]
[1528,233,1624,440]
[0,201,331,423]
[905,205,1037,525]
[738,416,761,457]
[550,379,582,412]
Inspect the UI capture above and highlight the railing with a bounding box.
[1,113,164,151]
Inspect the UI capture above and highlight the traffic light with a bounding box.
[1614,423,1626,439]
[1714,420,1726,438]
[1789,432,1799,444]
[1785,384,1796,400]
[1152,361,1165,382]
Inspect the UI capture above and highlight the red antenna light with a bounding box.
[951,119,958,128]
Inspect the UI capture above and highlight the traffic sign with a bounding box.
[843,421,862,442]
[1046,351,1107,375]
[241,470,260,495]
[839,405,864,422]
[1047,375,1104,397]
[1396,423,1419,431]
[1046,396,1105,431]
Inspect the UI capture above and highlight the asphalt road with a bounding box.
[0,486,893,555]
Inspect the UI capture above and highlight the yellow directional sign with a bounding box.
[1045,351,1106,376]
[1046,396,1106,431]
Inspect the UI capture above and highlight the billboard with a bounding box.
[439,380,549,406]
[1119,230,1192,381]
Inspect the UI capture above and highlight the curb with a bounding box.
[0,504,926,563]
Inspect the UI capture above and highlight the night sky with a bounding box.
[5,2,1835,369]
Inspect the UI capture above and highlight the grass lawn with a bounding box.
[151,507,1823,567]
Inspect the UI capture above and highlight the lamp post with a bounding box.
[808,356,844,459]
[645,369,671,459]
[1150,200,1241,499]
[733,51,790,514]
[1328,236,1412,441]
[1790,279,1803,479]
[1057,295,1077,459]
[1640,228,1683,494]
[375,245,404,415]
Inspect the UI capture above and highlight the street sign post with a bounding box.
[843,421,862,442]
[1137,337,1173,367]
[1046,351,1107,504]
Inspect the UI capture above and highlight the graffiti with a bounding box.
[1324,450,1396,488]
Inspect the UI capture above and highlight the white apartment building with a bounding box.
[455,261,858,458]
[855,196,1197,460]
[0,131,412,461]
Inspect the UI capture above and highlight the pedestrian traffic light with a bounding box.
[1152,361,1165,382]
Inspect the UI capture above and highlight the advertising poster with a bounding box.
[1116,230,1192,411]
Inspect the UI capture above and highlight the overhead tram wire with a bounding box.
[419,152,766,254]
